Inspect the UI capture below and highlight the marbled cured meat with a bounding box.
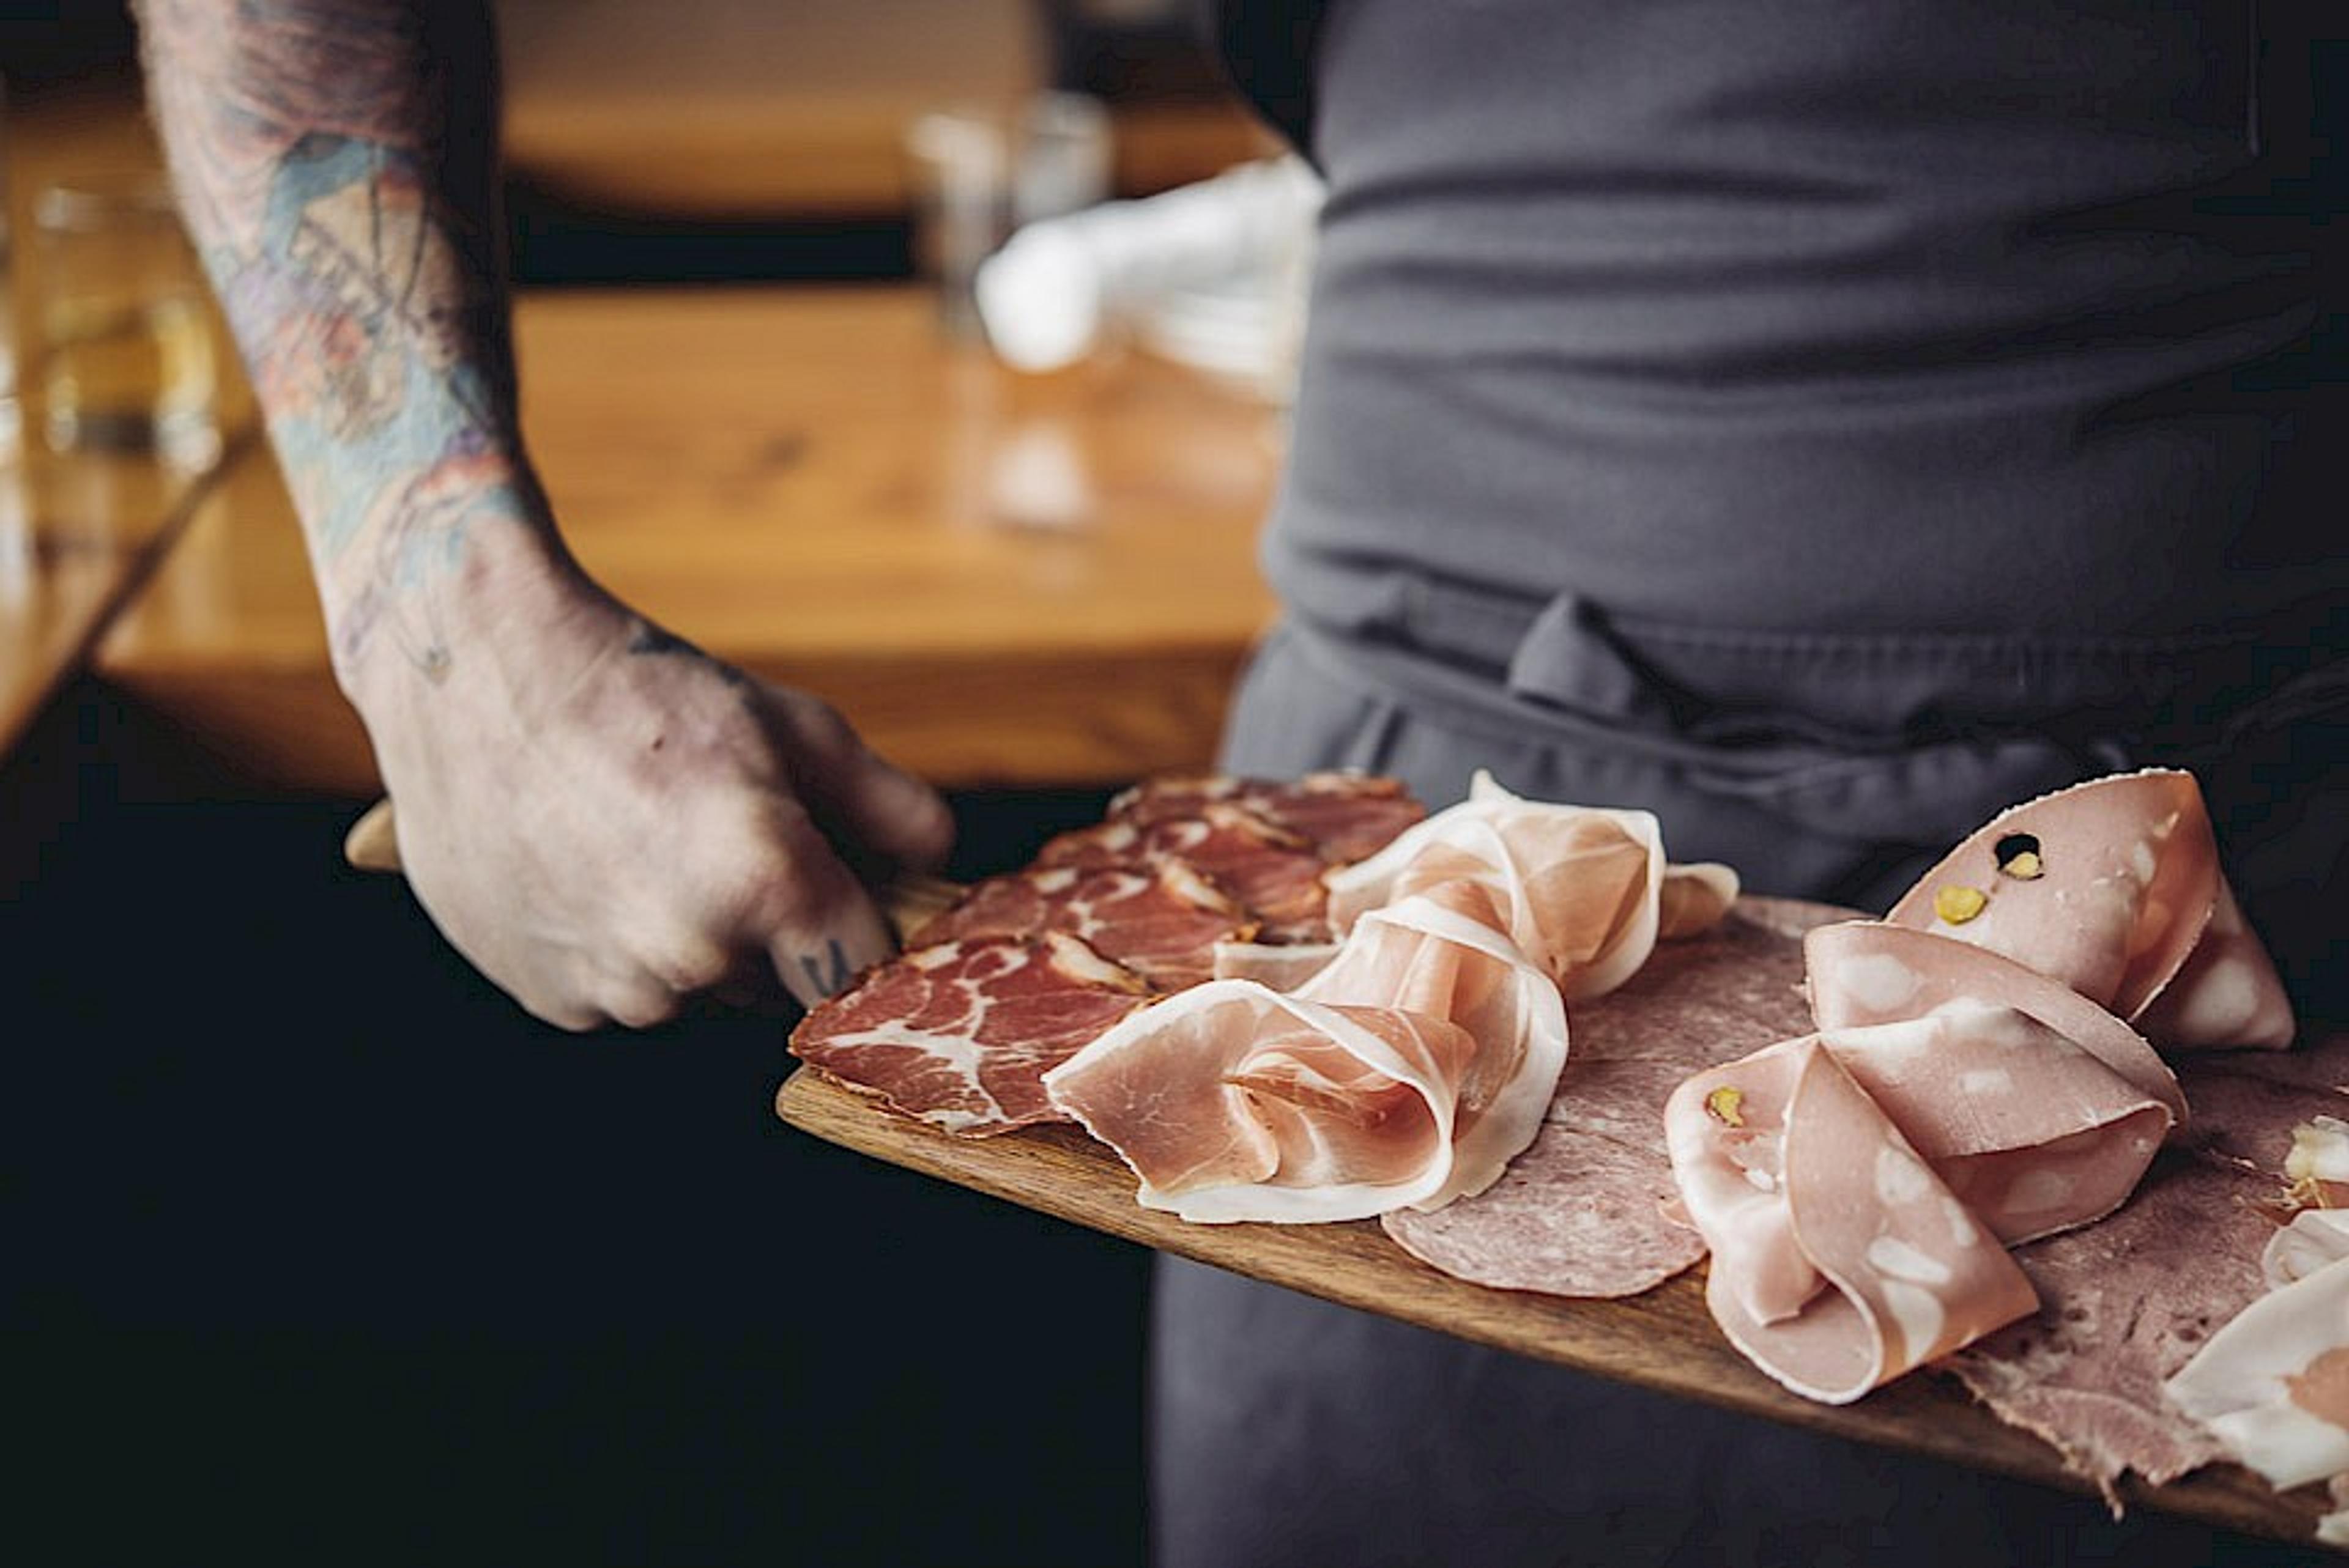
[1108,772,1427,865]
[1886,769,2294,1050]
[1382,899,1826,1298]
[1668,1036,2042,1405]
[788,934,1149,1135]
[907,861,1253,991]
[1036,802,1334,942]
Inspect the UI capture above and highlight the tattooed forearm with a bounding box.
[135,0,533,686]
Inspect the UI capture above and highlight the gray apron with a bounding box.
[1152,597,2343,1567]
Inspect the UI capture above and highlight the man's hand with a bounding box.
[360,575,952,1029]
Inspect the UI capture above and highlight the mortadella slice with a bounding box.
[1667,1037,2041,1404]
[1883,769,2293,1050]
[1812,1007,2175,1245]
[1806,922,2188,1127]
[1325,772,1729,1001]
[1041,980,1477,1222]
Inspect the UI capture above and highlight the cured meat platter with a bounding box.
[779,876,2342,1549]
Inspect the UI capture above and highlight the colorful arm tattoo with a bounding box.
[136,0,537,685]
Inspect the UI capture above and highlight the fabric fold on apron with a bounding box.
[1275,564,2345,858]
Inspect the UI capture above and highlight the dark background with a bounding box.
[2,682,1152,1565]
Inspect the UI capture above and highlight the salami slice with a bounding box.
[1382,900,1826,1300]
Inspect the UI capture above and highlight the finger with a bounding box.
[784,702,957,873]
[753,813,900,1008]
[767,887,895,1008]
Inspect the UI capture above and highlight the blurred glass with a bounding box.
[908,91,1111,338]
[33,176,220,472]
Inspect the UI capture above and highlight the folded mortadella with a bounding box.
[1806,922,2188,1127]
[1324,771,1735,1000]
[1884,769,2293,1049]
[1666,1038,2041,1404]
[1813,1007,2175,1245]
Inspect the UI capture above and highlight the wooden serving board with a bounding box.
[777,897,2334,1550]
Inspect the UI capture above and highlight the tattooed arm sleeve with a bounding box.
[135,0,557,698]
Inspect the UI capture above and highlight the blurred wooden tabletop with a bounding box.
[94,284,1284,792]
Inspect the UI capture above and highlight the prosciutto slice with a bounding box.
[789,934,1150,1134]
[1325,772,1734,1001]
[1108,771,1428,865]
[1885,769,2293,1050]
[1666,1037,2041,1404]
[907,861,1253,991]
[1047,886,1570,1221]
[1042,982,1480,1222]
[1296,887,1572,1205]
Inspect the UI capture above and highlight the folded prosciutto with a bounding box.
[1885,769,2293,1051]
[1042,981,1478,1222]
[1046,889,1570,1221]
[1666,1037,2041,1404]
[1325,772,1736,1000]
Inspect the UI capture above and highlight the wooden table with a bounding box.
[96,284,1283,793]
[0,82,254,763]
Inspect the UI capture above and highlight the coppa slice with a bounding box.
[1036,802,1335,942]
[1885,769,2293,1050]
[788,934,1150,1136]
[907,862,1253,991]
[1381,899,1827,1300]
[1108,772,1428,865]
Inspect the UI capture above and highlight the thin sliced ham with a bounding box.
[1666,1037,2041,1404]
[1885,769,2293,1050]
[2165,1240,2349,1497]
[1296,887,1572,1206]
[1042,981,1478,1222]
[1326,772,1733,1001]
[788,934,1151,1134]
